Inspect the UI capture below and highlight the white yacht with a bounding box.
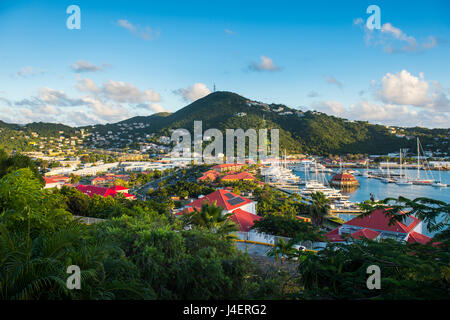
[261,162,300,184]
[291,159,314,172]
[299,168,350,200]
[432,167,447,187]
[432,182,448,188]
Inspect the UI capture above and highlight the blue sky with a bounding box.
[0,0,449,128]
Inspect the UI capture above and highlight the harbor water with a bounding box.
[293,168,449,237]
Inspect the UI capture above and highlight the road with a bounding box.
[131,169,182,200]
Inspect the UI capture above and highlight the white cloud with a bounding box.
[4,77,165,126]
[174,83,211,102]
[17,66,36,78]
[0,97,12,106]
[353,19,439,53]
[311,101,346,115]
[70,60,106,73]
[14,88,84,107]
[308,97,449,128]
[377,70,429,106]
[323,75,343,89]
[248,56,282,72]
[117,19,160,40]
[423,36,438,50]
[136,103,166,113]
[349,101,450,128]
[14,66,45,78]
[224,28,234,35]
[76,78,101,93]
[102,80,161,103]
[81,96,130,122]
[67,111,99,126]
[349,101,417,121]
[73,79,163,123]
[36,105,59,115]
[76,78,161,104]
[38,88,85,106]
[117,19,136,33]
[308,70,450,128]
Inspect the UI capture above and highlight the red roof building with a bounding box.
[324,208,432,244]
[44,176,70,189]
[407,231,433,245]
[109,185,130,193]
[187,189,255,213]
[75,185,136,200]
[197,170,221,182]
[92,174,130,185]
[330,171,359,187]
[211,163,245,172]
[221,171,256,182]
[229,208,263,232]
[181,189,260,230]
[351,228,380,240]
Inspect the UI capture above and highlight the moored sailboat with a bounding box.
[396,149,412,185]
[409,138,434,185]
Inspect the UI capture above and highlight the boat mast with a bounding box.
[387,161,390,179]
[417,137,420,180]
[304,161,307,183]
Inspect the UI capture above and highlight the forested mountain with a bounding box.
[1,92,449,155]
[92,91,447,155]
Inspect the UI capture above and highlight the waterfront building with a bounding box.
[330,171,360,188]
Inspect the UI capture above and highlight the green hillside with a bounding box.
[1,92,448,156]
[137,91,446,155]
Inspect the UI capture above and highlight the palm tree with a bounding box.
[309,192,331,228]
[186,202,238,239]
[267,238,296,264]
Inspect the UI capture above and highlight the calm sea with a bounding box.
[293,168,449,236]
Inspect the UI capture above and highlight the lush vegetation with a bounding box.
[0,149,44,184]
[147,181,215,200]
[252,215,322,240]
[295,238,449,299]
[0,153,448,300]
[0,168,287,299]
[255,185,307,217]
[0,122,79,153]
